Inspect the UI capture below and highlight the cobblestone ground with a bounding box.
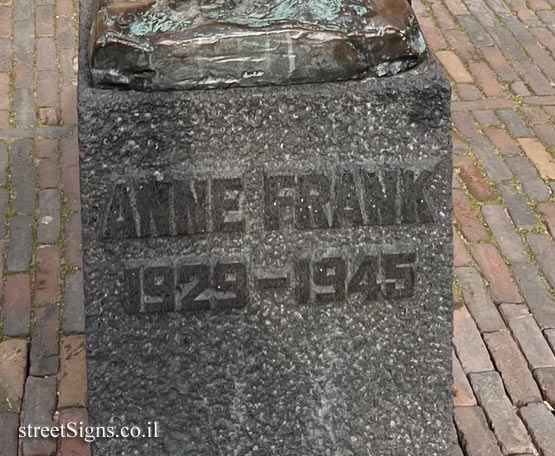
[1,0,555,454]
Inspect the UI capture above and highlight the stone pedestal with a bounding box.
[79,2,452,455]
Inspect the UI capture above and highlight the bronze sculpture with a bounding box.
[89,0,427,90]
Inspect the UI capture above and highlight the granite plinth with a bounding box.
[89,0,426,90]
[80,2,452,455]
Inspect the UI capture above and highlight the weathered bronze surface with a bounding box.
[89,0,427,90]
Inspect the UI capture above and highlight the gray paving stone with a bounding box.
[12,165,36,215]
[0,413,19,456]
[11,138,33,165]
[12,19,34,58]
[21,376,57,456]
[506,156,551,202]
[497,109,533,137]
[527,234,555,289]
[458,16,494,47]
[455,267,506,333]
[513,263,555,330]
[481,205,529,263]
[13,88,35,129]
[468,371,535,455]
[519,402,555,456]
[29,305,60,376]
[546,330,555,353]
[498,183,537,230]
[483,330,543,406]
[37,189,60,244]
[0,141,8,184]
[500,304,555,369]
[7,215,33,272]
[468,138,513,182]
[534,368,555,408]
[0,187,8,239]
[63,271,85,334]
[454,406,503,456]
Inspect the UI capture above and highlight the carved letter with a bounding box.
[297,174,331,230]
[212,178,244,232]
[135,179,171,237]
[104,182,138,238]
[174,179,209,235]
[264,174,296,231]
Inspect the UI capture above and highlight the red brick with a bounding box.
[510,80,531,96]
[445,29,481,64]
[444,0,469,15]
[37,139,57,159]
[468,62,505,98]
[453,189,489,242]
[419,17,447,51]
[0,7,10,39]
[14,59,33,89]
[454,406,503,456]
[527,233,555,289]
[454,155,497,202]
[483,330,542,406]
[37,70,58,107]
[453,305,494,374]
[431,3,457,30]
[59,48,76,86]
[472,109,499,127]
[38,157,61,189]
[36,4,54,36]
[533,123,555,148]
[0,339,28,412]
[57,0,73,16]
[57,408,91,456]
[452,111,481,139]
[56,15,75,50]
[522,43,555,85]
[513,59,555,96]
[455,267,506,332]
[519,403,555,454]
[58,335,87,408]
[436,51,473,84]
[61,85,77,125]
[36,37,56,71]
[481,46,518,82]
[527,0,551,10]
[61,137,78,168]
[534,368,555,407]
[62,165,80,212]
[0,110,8,128]
[30,305,60,376]
[531,26,555,56]
[35,245,61,305]
[484,127,521,155]
[22,376,57,456]
[520,106,550,125]
[518,137,555,179]
[454,232,472,267]
[3,273,31,337]
[537,202,555,238]
[470,244,522,303]
[458,84,482,101]
[0,72,9,110]
[64,212,82,268]
[453,349,476,406]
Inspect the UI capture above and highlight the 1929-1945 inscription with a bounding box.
[103,164,437,239]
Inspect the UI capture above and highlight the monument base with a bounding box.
[79,3,452,454]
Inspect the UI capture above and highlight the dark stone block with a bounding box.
[79,1,452,454]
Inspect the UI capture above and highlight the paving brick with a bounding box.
[521,106,550,125]
[468,371,535,455]
[36,139,57,159]
[56,0,73,17]
[534,368,555,407]
[14,88,35,128]
[454,233,472,267]
[30,305,59,376]
[63,271,85,334]
[0,38,11,72]
[533,123,555,149]
[522,42,555,85]
[454,406,503,456]
[537,202,555,238]
[527,234,555,290]
[0,412,19,456]
[483,127,521,156]
[482,206,529,263]
[64,213,82,268]
[480,45,518,82]
[467,138,513,182]
[513,262,555,330]
[509,80,531,96]
[445,29,481,63]
[500,304,555,369]
[436,51,474,84]
[453,189,489,242]
[57,408,91,456]
[531,26,555,56]
[36,37,56,71]
[38,189,60,244]
[38,106,58,126]
[59,48,76,86]
[35,245,61,305]
[513,59,555,96]
[454,155,497,202]
[61,85,77,125]
[37,71,58,107]
[0,72,9,110]
[453,305,494,373]
[13,0,32,21]
[453,349,477,406]
[0,339,28,412]
[452,111,481,138]
[518,137,555,179]
[473,109,499,127]
[36,4,54,36]
[61,138,78,168]
[484,330,542,406]
[487,25,526,61]
[470,244,522,303]
[56,15,75,50]
[497,109,533,137]
[0,7,11,39]
[14,58,33,89]
[3,273,31,337]
[506,156,551,201]
[58,335,87,409]
[7,215,33,272]
[12,165,36,215]
[22,376,57,456]
[468,62,505,98]
[0,142,7,183]
[497,183,537,230]
[12,138,32,165]
[418,17,447,51]
[519,402,555,455]
[62,165,80,212]
[458,84,482,101]
[0,187,8,238]
[455,266,507,331]
[38,157,61,189]
[0,110,8,128]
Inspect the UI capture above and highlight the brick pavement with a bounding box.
[0,0,555,454]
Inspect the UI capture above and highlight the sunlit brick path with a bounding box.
[1,0,555,454]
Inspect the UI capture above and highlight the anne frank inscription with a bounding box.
[104,163,439,313]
